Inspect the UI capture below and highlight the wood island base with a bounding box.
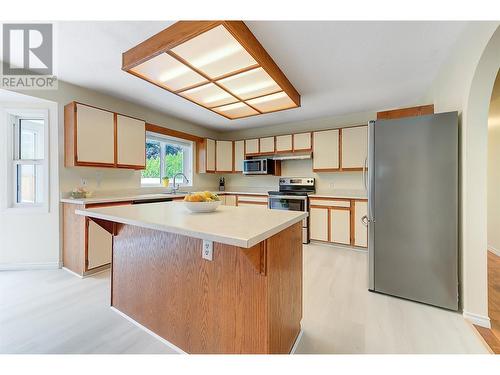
[111,221,303,354]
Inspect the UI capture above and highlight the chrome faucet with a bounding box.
[171,173,189,193]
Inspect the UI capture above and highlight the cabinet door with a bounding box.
[310,207,328,241]
[276,134,292,152]
[87,219,112,270]
[116,115,145,168]
[245,139,259,155]
[259,137,275,154]
[216,140,233,172]
[330,208,350,245]
[234,140,245,172]
[313,129,339,171]
[224,195,237,206]
[206,139,216,172]
[293,132,312,151]
[341,126,368,169]
[76,103,115,165]
[354,200,368,247]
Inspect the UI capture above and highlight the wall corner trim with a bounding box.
[463,311,492,329]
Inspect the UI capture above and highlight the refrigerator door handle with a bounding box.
[362,156,368,191]
[361,215,369,227]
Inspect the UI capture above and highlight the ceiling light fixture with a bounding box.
[122,21,300,120]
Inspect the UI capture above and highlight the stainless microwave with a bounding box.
[243,159,275,175]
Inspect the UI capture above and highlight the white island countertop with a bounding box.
[76,201,307,248]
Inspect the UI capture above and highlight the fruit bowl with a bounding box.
[183,200,221,213]
[183,192,221,213]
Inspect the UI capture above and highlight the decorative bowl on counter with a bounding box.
[183,191,221,213]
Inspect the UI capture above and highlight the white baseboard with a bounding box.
[110,306,186,354]
[488,246,500,257]
[0,261,60,271]
[463,311,491,329]
[290,329,304,354]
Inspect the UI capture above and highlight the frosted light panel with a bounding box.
[179,83,238,108]
[246,91,297,113]
[131,53,207,91]
[213,102,258,119]
[171,25,257,79]
[217,67,281,100]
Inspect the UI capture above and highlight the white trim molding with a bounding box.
[0,261,60,271]
[463,311,491,329]
[488,246,500,257]
[110,306,186,354]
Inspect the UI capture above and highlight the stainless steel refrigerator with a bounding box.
[366,112,459,311]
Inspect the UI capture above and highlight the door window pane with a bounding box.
[19,119,44,159]
[16,164,43,204]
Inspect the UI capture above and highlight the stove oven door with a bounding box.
[268,195,309,244]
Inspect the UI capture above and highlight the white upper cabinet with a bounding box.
[116,115,146,168]
[234,140,244,172]
[206,139,216,172]
[293,132,312,151]
[313,129,339,171]
[76,103,115,165]
[276,134,292,152]
[216,140,233,172]
[341,126,368,169]
[259,137,275,154]
[245,138,259,155]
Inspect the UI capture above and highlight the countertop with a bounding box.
[61,188,366,205]
[76,202,307,248]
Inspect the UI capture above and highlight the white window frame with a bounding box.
[141,132,193,188]
[3,108,49,213]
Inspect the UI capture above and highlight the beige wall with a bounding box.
[488,71,500,253]
[426,22,500,326]
[221,111,375,192]
[13,81,222,195]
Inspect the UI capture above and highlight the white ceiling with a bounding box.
[55,21,468,131]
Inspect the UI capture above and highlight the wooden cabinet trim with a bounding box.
[292,132,312,152]
[377,104,434,120]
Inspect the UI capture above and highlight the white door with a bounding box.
[330,209,350,245]
[354,200,368,247]
[234,140,244,172]
[276,134,292,152]
[206,139,216,172]
[313,129,339,170]
[87,219,112,270]
[76,104,115,164]
[310,207,328,241]
[216,140,233,172]
[245,139,259,154]
[116,115,145,167]
[259,137,275,154]
[293,132,312,151]
[341,126,368,169]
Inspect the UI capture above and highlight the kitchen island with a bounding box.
[76,202,307,354]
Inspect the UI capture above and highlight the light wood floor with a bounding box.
[0,244,488,354]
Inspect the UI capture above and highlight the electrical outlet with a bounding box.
[330,182,335,189]
[202,240,213,261]
[80,178,88,187]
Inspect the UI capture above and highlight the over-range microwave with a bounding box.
[243,159,275,175]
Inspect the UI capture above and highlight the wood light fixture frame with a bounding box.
[122,21,301,120]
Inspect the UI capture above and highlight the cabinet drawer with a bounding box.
[309,198,351,208]
[237,195,268,204]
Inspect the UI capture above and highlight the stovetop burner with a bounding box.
[268,177,316,196]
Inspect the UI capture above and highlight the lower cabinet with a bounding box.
[330,208,350,245]
[310,207,329,241]
[236,194,268,208]
[353,200,368,247]
[87,219,112,269]
[223,194,237,206]
[309,198,368,248]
